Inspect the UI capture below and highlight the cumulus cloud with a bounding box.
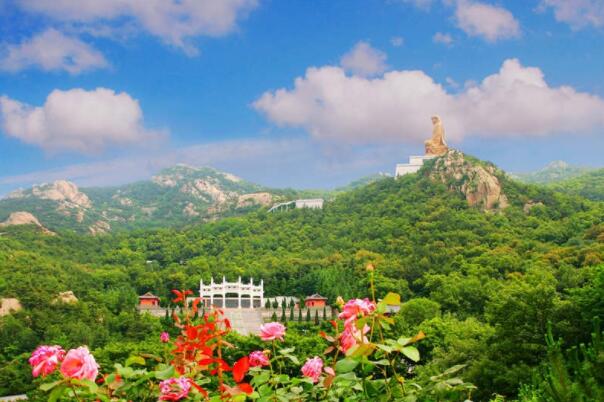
[453,0,521,42]
[0,88,163,153]
[16,0,258,55]
[253,58,604,144]
[0,29,108,74]
[539,0,604,29]
[340,41,388,77]
[433,32,454,45]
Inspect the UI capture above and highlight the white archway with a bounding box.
[199,276,264,309]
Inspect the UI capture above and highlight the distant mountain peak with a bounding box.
[514,160,593,184]
[544,160,569,170]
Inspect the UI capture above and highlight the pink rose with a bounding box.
[249,350,270,367]
[60,347,99,381]
[160,332,170,343]
[29,345,65,377]
[259,322,286,342]
[301,356,323,383]
[338,298,376,325]
[340,323,370,352]
[159,377,191,401]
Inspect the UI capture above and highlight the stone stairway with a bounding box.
[222,309,264,336]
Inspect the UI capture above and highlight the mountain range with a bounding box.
[1,156,602,234]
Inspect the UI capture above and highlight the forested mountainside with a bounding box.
[0,165,321,234]
[0,151,603,400]
[549,168,604,201]
[512,160,596,184]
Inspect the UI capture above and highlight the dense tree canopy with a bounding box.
[0,167,602,399]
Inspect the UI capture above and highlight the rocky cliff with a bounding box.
[428,150,509,211]
[0,211,54,234]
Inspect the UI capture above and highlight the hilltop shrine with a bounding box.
[395,115,449,177]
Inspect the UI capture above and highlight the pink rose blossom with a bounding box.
[160,332,170,343]
[29,345,65,377]
[324,366,335,376]
[159,376,191,401]
[338,298,376,324]
[249,350,270,367]
[60,346,99,381]
[340,323,370,352]
[259,322,286,342]
[301,356,323,383]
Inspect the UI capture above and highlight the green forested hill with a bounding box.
[0,153,603,399]
[513,160,595,184]
[0,165,314,234]
[549,168,604,201]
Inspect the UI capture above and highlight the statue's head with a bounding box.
[431,115,441,125]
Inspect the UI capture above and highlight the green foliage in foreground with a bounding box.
[0,169,603,399]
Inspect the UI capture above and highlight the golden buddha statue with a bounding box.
[425,115,448,156]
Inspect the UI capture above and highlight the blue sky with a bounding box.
[0,0,603,194]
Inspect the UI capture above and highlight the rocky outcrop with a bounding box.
[89,220,111,235]
[32,180,91,208]
[429,150,509,210]
[54,291,78,304]
[523,201,544,214]
[152,174,179,187]
[183,202,200,217]
[0,298,22,316]
[0,211,54,234]
[181,179,234,204]
[237,192,273,208]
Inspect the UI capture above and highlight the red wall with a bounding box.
[139,299,159,307]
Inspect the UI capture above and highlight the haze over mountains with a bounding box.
[1,153,602,235]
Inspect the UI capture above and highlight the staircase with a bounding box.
[222,309,264,336]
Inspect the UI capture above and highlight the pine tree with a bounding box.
[306,309,311,322]
[314,310,319,325]
[323,306,327,320]
[265,299,270,309]
[298,308,302,322]
[280,307,287,322]
[271,312,278,322]
[289,305,294,321]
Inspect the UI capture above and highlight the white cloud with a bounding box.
[433,32,454,45]
[390,36,405,47]
[340,41,388,77]
[0,88,163,153]
[16,0,258,55]
[453,0,521,42]
[253,58,604,144]
[539,0,604,29]
[0,29,108,74]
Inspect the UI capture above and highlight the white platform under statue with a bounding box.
[395,155,435,177]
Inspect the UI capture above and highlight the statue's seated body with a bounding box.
[425,115,448,156]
